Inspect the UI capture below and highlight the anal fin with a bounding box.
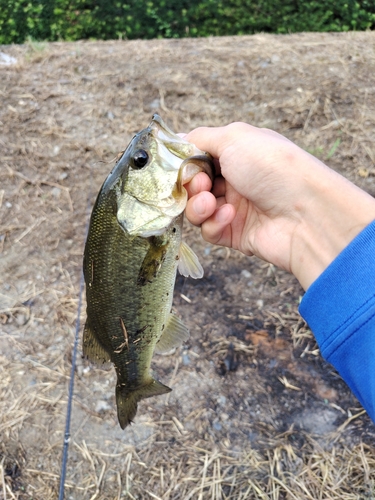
[83,321,111,366]
[155,313,190,354]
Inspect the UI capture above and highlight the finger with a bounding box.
[185,191,217,226]
[200,204,236,246]
[185,172,212,198]
[185,127,229,160]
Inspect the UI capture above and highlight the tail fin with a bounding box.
[116,379,172,429]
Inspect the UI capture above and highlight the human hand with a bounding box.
[185,122,375,289]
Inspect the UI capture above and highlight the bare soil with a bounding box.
[1,32,375,499]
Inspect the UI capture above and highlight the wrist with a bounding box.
[291,163,375,290]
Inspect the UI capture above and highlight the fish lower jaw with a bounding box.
[126,217,178,238]
[131,225,171,238]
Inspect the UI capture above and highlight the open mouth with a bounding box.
[151,114,214,186]
[152,114,202,161]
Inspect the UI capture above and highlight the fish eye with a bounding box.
[132,149,149,169]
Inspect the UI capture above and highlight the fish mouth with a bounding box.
[149,114,215,184]
[150,114,202,160]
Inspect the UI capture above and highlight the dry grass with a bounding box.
[1,32,375,499]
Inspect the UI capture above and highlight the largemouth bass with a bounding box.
[83,115,214,429]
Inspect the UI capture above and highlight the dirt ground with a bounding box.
[1,32,375,499]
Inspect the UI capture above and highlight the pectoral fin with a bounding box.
[178,240,204,279]
[83,321,111,365]
[138,238,169,286]
[155,313,190,354]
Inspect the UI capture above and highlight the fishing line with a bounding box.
[58,180,94,500]
[58,268,85,500]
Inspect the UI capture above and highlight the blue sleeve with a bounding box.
[299,220,375,423]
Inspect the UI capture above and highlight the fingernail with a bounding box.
[193,196,206,216]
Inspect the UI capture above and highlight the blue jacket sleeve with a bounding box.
[299,220,375,423]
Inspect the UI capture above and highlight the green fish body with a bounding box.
[83,115,214,429]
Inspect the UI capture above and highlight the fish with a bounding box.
[83,114,215,429]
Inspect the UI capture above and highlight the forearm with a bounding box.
[290,156,375,290]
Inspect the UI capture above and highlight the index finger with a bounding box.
[185,126,228,161]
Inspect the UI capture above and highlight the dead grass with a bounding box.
[3,428,374,499]
[1,32,375,499]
